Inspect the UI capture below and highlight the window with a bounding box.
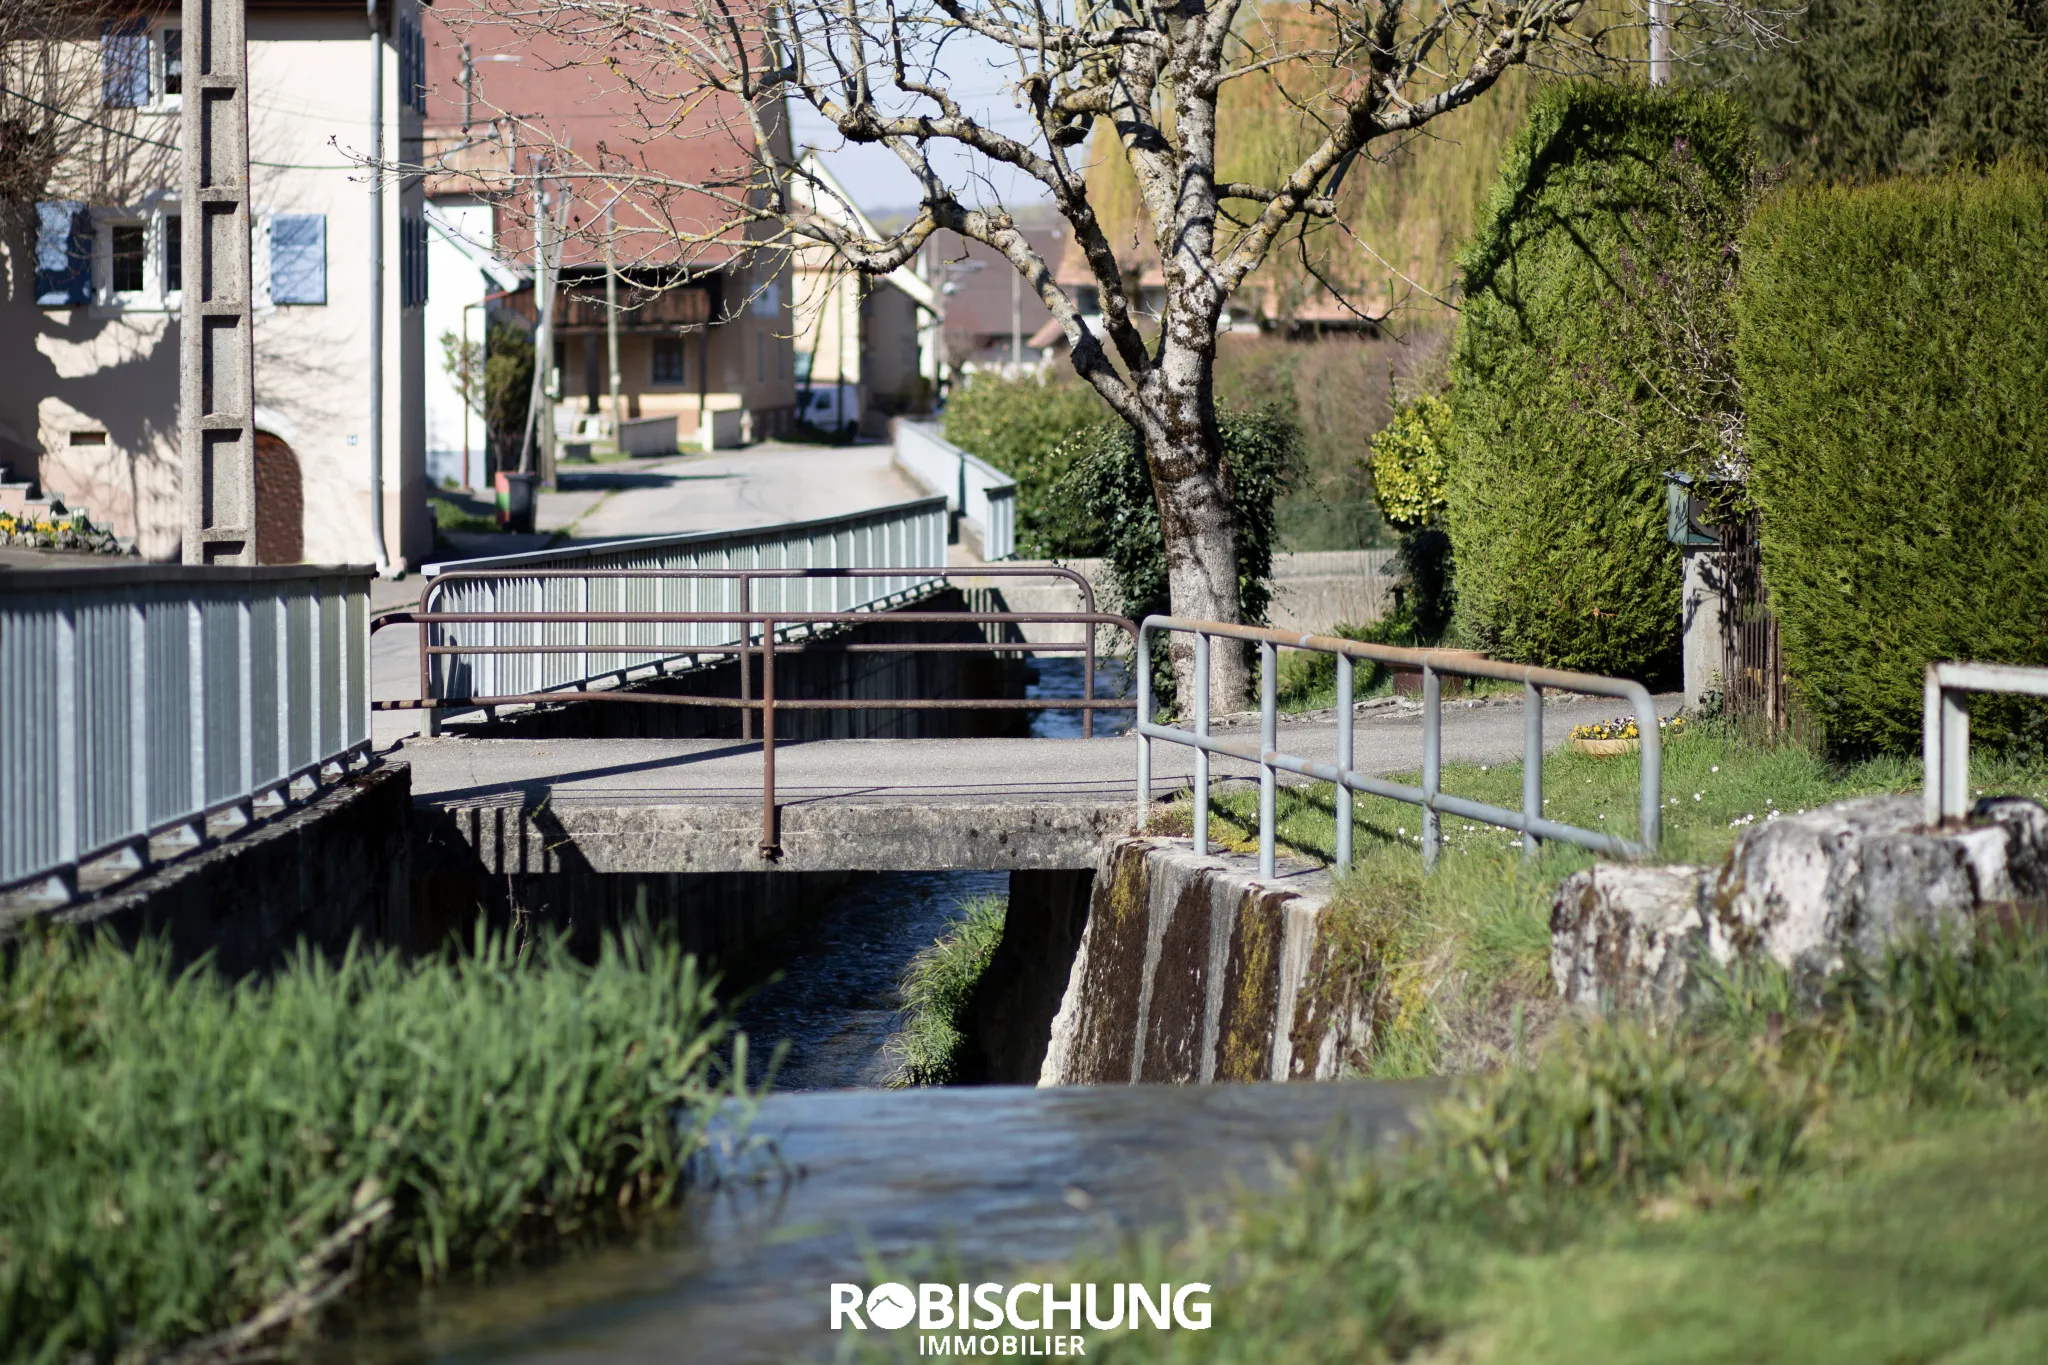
[399,215,429,308]
[102,21,150,108]
[164,213,181,294]
[34,202,93,306]
[397,12,428,115]
[652,336,684,384]
[270,214,327,305]
[162,28,182,98]
[109,223,147,294]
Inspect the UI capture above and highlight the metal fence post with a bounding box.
[1259,639,1276,880]
[1421,663,1440,870]
[759,616,779,858]
[1194,630,1210,857]
[1135,623,1153,816]
[1522,682,1543,863]
[1922,667,1944,827]
[1335,653,1353,873]
[1941,686,1970,822]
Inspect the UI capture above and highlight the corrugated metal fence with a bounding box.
[1,565,373,900]
[417,498,951,714]
[890,420,1018,560]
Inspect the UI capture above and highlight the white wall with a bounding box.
[423,200,493,488]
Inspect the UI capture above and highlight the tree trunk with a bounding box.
[1146,428,1249,711]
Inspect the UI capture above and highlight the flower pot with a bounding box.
[1570,736,1639,758]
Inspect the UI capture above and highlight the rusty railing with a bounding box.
[371,565,1137,858]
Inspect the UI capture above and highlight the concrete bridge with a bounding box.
[402,688,1677,874]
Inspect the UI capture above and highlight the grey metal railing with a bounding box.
[1135,618,1662,878]
[1,565,374,902]
[415,498,949,727]
[1924,661,2048,824]
[892,420,1018,560]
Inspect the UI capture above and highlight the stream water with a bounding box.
[307,655,1418,1363]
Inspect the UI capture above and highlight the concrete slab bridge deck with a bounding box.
[402,690,1680,874]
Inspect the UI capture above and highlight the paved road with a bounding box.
[402,691,1680,807]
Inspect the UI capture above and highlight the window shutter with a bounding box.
[270,214,327,305]
[101,20,150,108]
[34,202,94,306]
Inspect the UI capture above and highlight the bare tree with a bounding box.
[426,0,1770,700]
[1,2,168,230]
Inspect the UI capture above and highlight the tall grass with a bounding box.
[0,924,746,1364]
[886,895,1006,1088]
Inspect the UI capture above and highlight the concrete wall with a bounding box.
[1034,837,1381,1085]
[30,763,416,977]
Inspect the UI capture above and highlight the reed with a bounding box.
[0,923,746,1363]
[886,894,1007,1088]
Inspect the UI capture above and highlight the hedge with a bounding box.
[1736,161,2048,752]
[1446,83,1754,678]
[940,372,1109,556]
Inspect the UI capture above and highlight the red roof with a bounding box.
[423,3,784,273]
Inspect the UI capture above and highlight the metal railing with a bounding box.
[2,565,374,902]
[1924,661,2048,824]
[415,498,948,729]
[892,420,1018,560]
[372,565,1135,857]
[1134,618,1663,878]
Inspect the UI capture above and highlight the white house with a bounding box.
[0,0,431,566]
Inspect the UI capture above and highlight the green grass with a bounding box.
[886,894,1007,1087]
[1040,924,2048,1365]
[0,924,747,1363]
[1154,729,2048,1076]
[427,494,498,536]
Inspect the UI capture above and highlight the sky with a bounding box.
[786,27,1054,216]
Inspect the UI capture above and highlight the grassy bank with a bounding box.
[886,894,1006,1087]
[1052,919,2048,1364]
[0,925,746,1363]
[1156,727,2048,1076]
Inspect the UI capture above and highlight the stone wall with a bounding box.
[1029,837,1375,1085]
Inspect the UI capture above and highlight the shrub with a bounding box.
[1368,394,1453,533]
[940,372,1109,555]
[1047,407,1301,629]
[1447,83,1754,678]
[484,316,535,474]
[1736,161,2048,752]
[0,926,741,1361]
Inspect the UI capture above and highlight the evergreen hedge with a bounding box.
[1446,83,1753,677]
[1736,161,2048,752]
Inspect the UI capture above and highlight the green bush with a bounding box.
[1447,83,1754,677]
[0,926,741,1361]
[484,317,535,474]
[1736,162,2048,752]
[1046,407,1300,629]
[940,372,1109,555]
[1369,394,1453,533]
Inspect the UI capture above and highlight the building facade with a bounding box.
[0,0,432,566]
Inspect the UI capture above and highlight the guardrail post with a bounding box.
[1940,685,1970,823]
[1135,623,1152,817]
[1335,653,1353,873]
[1522,682,1543,863]
[739,572,753,741]
[1259,639,1276,880]
[1421,662,1441,871]
[759,616,779,859]
[1194,631,1210,857]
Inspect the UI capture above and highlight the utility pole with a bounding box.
[604,200,621,445]
[366,0,388,571]
[1648,2,1672,86]
[460,40,474,134]
[179,0,257,565]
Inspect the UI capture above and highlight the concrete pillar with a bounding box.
[1681,543,1725,711]
[179,0,258,565]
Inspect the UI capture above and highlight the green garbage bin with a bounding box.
[495,471,539,533]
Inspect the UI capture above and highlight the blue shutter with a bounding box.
[415,19,429,113]
[271,215,327,305]
[34,202,94,306]
[101,20,150,108]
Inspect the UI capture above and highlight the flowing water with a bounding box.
[311,659,1410,1364]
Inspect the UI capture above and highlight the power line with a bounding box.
[2,87,363,171]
